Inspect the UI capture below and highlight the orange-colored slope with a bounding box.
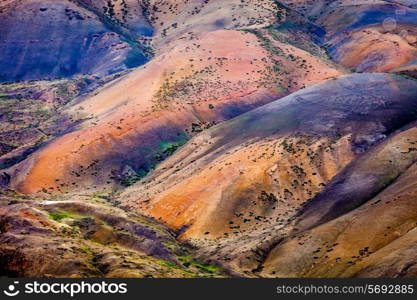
[262,126,417,277]
[7,29,342,194]
[319,3,417,72]
[146,0,282,49]
[329,28,417,73]
[120,73,417,243]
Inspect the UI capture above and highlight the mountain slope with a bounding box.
[0,0,149,82]
[118,73,417,271]
[3,28,343,194]
[0,191,228,278]
[121,74,416,236]
[142,0,284,50]
[321,1,417,72]
[281,0,417,73]
[2,0,417,279]
[262,123,417,277]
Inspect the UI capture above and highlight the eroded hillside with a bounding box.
[120,73,417,275]
[1,0,417,278]
[3,28,343,194]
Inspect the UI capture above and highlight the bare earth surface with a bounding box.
[1,0,417,278]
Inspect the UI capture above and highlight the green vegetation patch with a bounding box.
[159,140,187,156]
[48,211,77,222]
[178,255,221,274]
[120,172,148,187]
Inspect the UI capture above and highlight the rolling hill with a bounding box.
[1,0,417,278]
